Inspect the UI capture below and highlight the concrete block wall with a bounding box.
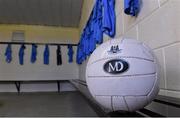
[115,0,180,99]
[78,0,180,100]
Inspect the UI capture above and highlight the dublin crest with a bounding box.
[108,45,122,54]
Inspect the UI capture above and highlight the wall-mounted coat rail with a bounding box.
[0,41,76,65]
[0,42,78,46]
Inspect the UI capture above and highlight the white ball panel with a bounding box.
[87,75,156,96]
[95,96,112,110]
[147,74,160,103]
[135,96,148,108]
[112,96,128,111]
[124,96,148,112]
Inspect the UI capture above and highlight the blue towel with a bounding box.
[44,45,49,65]
[124,0,140,16]
[5,44,12,63]
[102,0,116,37]
[67,45,74,63]
[19,44,26,65]
[31,44,37,63]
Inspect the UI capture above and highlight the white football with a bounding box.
[86,38,159,112]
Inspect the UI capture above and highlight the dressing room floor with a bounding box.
[0,92,98,117]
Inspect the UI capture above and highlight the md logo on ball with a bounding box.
[103,59,129,74]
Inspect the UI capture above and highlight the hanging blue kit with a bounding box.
[76,0,116,64]
[95,0,103,44]
[44,44,49,65]
[31,44,38,63]
[67,45,74,63]
[5,44,12,63]
[19,44,26,65]
[124,0,140,16]
[102,0,116,37]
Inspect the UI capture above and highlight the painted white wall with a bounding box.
[0,44,78,81]
[0,81,77,92]
[0,44,78,92]
[0,24,80,92]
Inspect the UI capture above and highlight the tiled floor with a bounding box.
[0,92,98,117]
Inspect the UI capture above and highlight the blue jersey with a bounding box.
[31,44,37,63]
[81,32,87,61]
[102,0,116,37]
[84,28,89,56]
[67,45,74,63]
[77,36,86,64]
[57,45,62,65]
[5,44,12,63]
[85,24,91,56]
[44,45,49,65]
[124,0,140,16]
[19,44,26,65]
[95,0,103,44]
[89,15,96,53]
[76,43,82,64]
[76,0,116,64]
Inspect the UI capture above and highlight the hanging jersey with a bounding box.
[76,0,116,64]
[5,44,12,63]
[89,15,96,53]
[124,0,140,16]
[95,0,103,44]
[31,44,38,63]
[85,25,91,56]
[102,0,116,37]
[76,42,85,64]
[44,45,49,65]
[57,45,62,65]
[80,33,87,61]
[19,44,26,65]
[76,43,81,64]
[67,45,73,63]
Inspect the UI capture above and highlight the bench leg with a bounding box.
[15,81,21,93]
[57,81,60,93]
